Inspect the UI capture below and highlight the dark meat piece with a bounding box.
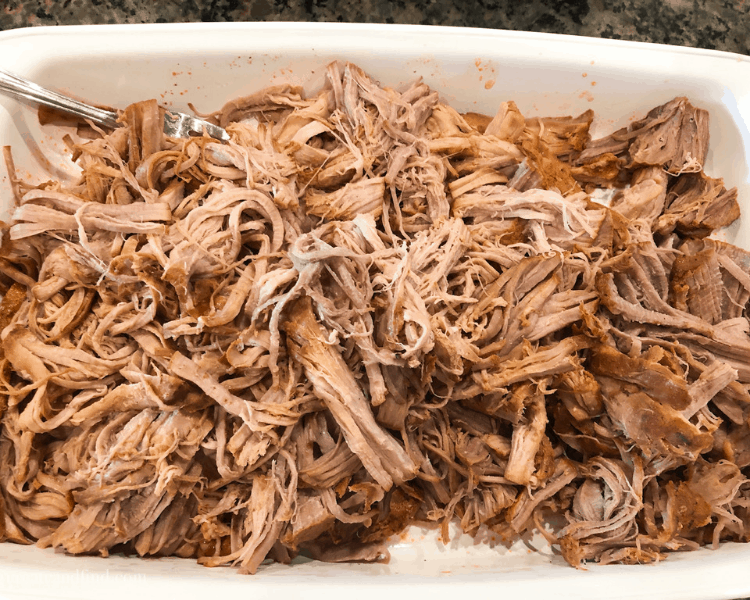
[669,248,724,324]
[629,97,708,174]
[590,344,691,411]
[523,109,594,160]
[282,493,335,549]
[578,97,709,175]
[570,152,621,187]
[599,384,713,461]
[656,172,739,237]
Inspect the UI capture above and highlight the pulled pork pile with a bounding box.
[0,62,749,572]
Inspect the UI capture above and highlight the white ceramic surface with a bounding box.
[0,22,748,600]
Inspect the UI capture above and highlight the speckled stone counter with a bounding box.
[1,0,749,56]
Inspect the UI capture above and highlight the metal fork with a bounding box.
[0,68,229,142]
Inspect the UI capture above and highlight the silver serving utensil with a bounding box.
[0,68,229,142]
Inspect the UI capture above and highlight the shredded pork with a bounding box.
[0,63,748,572]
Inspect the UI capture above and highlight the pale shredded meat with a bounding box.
[0,62,748,573]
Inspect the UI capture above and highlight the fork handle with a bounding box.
[0,68,119,129]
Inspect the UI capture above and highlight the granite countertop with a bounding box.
[0,0,748,56]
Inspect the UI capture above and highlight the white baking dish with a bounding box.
[0,22,748,600]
